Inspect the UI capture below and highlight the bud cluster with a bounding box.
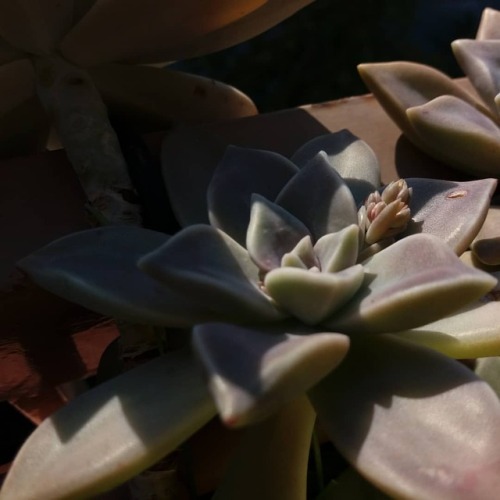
[359,179,412,245]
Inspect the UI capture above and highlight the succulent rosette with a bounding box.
[4,131,500,499]
[358,7,500,178]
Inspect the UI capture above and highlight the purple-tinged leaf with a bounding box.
[213,397,315,500]
[402,178,496,255]
[162,126,227,226]
[477,8,500,40]
[357,61,487,142]
[407,95,500,176]
[139,225,285,324]
[314,224,360,273]
[276,152,358,241]
[193,323,349,427]
[17,227,217,327]
[208,145,299,244]
[265,265,364,325]
[246,194,310,272]
[452,39,500,115]
[0,349,215,500]
[327,234,497,334]
[291,130,381,204]
[309,335,500,500]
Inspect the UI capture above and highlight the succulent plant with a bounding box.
[358,7,500,178]
[3,130,500,499]
[0,0,313,225]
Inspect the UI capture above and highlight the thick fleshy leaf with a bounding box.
[357,61,487,143]
[61,0,312,65]
[476,7,500,40]
[0,349,216,500]
[139,224,285,324]
[265,265,364,325]
[162,126,227,226]
[472,207,500,265]
[394,299,500,359]
[246,194,310,272]
[290,130,381,204]
[0,0,74,54]
[213,397,315,500]
[208,146,299,244]
[314,224,360,273]
[281,235,318,269]
[276,152,358,241]
[309,336,500,500]
[193,324,349,427]
[402,178,496,255]
[327,234,497,334]
[452,39,500,115]
[91,64,257,131]
[407,95,500,176]
[17,226,219,327]
[0,59,35,116]
[476,357,500,398]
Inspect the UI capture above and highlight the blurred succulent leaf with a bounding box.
[0,349,216,500]
[265,265,364,325]
[208,146,298,245]
[402,178,496,255]
[314,224,360,273]
[139,224,285,324]
[213,397,315,500]
[60,0,312,66]
[193,324,349,427]
[357,61,487,142]
[17,226,223,326]
[0,59,35,115]
[91,64,257,133]
[246,194,310,272]
[0,0,74,54]
[477,7,500,40]
[452,39,500,114]
[290,129,381,204]
[327,234,496,334]
[309,336,500,500]
[276,152,358,241]
[407,95,500,176]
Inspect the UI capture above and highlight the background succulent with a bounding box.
[358,7,500,178]
[3,131,500,499]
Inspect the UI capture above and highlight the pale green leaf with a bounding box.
[265,265,364,325]
[0,349,216,500]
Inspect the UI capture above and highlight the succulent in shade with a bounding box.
[358,7,500,178]
[4,130,500,499]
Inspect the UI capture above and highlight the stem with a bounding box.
[213,396,316,500]
[33,54,141,226]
